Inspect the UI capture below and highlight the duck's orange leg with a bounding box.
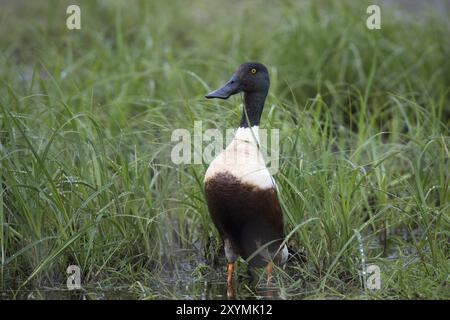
[266,261,273,285]
[227,262,235,299]
[264,262,274,299]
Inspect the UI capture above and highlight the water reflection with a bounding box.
[3,249,289,300]
[3,276,283,300]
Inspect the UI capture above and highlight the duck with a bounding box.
[204,62,288,297]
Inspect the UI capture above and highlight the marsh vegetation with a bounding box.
[0,0,449,299]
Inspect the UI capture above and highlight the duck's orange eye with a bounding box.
[251,68,257,74]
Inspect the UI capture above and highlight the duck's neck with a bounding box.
[239,91,267,128]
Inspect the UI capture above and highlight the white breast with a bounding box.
[204,126,274,190]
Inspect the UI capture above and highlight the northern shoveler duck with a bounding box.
[204,62,288,297]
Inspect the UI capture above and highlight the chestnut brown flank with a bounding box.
[205,172,284,267]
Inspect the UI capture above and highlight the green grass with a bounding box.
[0,0,449,299]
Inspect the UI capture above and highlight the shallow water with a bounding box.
[2,251,285,300]
[4,278,281,300]
[2,230,421,300]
